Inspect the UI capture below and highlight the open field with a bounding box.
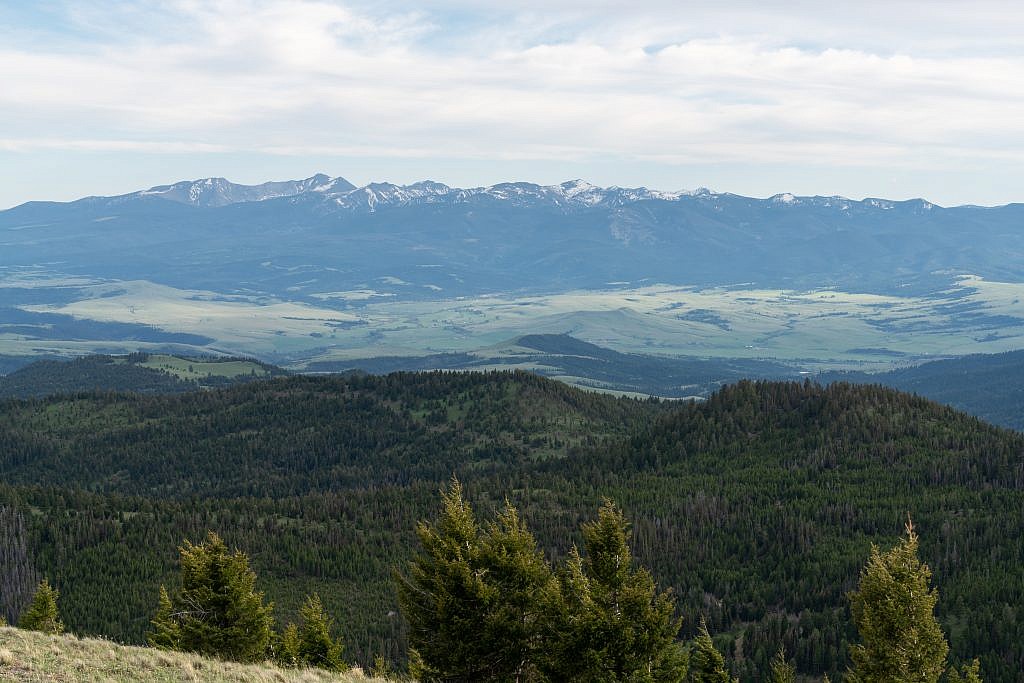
[4,268,1024,371]
[0,627,388,683]
[134,355,275,381]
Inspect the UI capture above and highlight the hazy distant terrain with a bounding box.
[3,175,1024,371]
[308,333,804,397]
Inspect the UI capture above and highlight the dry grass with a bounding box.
[0,626,390,682]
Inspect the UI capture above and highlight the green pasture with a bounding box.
[137,355,271,381]
[5,272,1024,371]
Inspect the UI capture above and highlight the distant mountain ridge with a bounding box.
[128,173,355,207]
[72,173,952,213]
[6,173,1021,302]
[87,174,708,211]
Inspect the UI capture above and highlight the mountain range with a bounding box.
[3,173,1024,368]
[135,173,355,207]
[7,173,1024,299]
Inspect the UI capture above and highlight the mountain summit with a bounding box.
[134,173,355,207]
[57,174,955,215]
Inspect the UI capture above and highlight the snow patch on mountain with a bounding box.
[136,174,354,207]
[110,174,947,216]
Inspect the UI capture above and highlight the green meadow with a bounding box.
[4,270,1024,371]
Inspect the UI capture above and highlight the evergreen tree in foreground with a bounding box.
[397,477,489,680]
[148,531,273,662]
[475,500,554,681]
[687,617,734,683]
[18,578,63,634]
[397,478,551,682]
[274,594,347,671]
[399,481,692,682]
[845,517,949,683]
[541,500,688,682]
[947,659,983,683]
[295,593,346,671]
[767,648,796,683]
[277,622,301,667]
[148,586,180,649]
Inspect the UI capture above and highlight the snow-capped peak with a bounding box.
[135,174,355,207]
[121,176,946,215]
[559,179,597,196]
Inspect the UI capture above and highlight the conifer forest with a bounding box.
[1,372,1022,679]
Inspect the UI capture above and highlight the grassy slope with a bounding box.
[0,627,388,683]
[136,355,278,381]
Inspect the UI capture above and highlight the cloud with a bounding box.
[0,138,230,153]
[2,0,1024,199]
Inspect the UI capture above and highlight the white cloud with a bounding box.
[2,0,1024,204]
[0,138,230,153]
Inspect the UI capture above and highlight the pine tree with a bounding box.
[18,578,63,634]
[371,653,395,679]
[296,593,346,671]
[396,478,551,682]
[397,478,488,680]
[147,531,273,662]
[946,659,983,683]
[277,622,301,667]
[768,648,796,683]
[846,517,949,683]
[148,585,180,649]
[688,617,732,683]
[475,500,554,681]
[541,500,688,682]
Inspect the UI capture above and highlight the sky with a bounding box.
[2,0,1023,209]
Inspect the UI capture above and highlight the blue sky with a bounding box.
[2,1,1023,208]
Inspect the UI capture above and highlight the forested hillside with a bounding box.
[311,333,802,398]
[0,353,287,400]
[0,373,1021,679]
[820,349,1024,430]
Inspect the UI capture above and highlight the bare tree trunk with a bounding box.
[0,506,40,624]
